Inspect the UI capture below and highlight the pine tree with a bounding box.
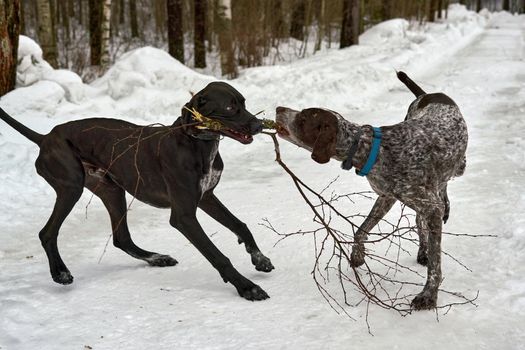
[36,0,58,67]
[428,0,437,22]
[382,0,391,20]
[167,0,184,62]
[340,0,359,48]
[0,0,20,96]
[194,0,206,68]
[129,0,138,38]
[89,0,102,66]
[290,0,305,41]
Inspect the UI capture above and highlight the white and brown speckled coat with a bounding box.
[275,72,468,310]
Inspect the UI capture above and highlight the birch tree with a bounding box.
[216,0,237,78]
[100,0,111,69]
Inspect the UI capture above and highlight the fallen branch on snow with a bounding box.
[261,131,489,329]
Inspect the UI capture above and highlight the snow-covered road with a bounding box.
[1,7,524,350]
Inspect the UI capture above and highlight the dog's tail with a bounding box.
[396,71,426,97]
[0,107,44,146]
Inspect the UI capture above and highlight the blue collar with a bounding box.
[341,126,382,176]
[357,127,382,176]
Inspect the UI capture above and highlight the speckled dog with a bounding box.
[275,72,468,310]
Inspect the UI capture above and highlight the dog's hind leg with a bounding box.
[35,140,85,285]
[199,192,274,272]
[84,174,178,267]
[350,195,397,267]
[400,192,444,310]
[416,214,429,266]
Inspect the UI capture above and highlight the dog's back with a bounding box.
[394,72,467,179]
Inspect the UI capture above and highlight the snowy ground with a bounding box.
[1,5,524,350]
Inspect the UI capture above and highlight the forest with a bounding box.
[1,0,524,95]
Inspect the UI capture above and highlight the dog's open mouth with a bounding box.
[219,128,253,144]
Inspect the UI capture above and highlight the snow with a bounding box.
[1,5,525,349]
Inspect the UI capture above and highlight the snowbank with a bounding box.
[359,19,409,45]
[16,36,86,103]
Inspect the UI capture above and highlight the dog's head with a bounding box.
[275,106,339,164]
[182,82,262,144]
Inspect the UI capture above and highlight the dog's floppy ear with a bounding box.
[311,114,338,164]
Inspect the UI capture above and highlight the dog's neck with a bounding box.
[335,117,374,170]
[174,117,221,142]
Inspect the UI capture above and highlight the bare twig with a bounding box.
[261,131,483,322]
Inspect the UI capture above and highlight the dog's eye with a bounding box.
[226,106,233,111]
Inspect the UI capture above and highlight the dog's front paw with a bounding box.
[411,291,437,310]
[251,252,275,273]
[350,244,366,267]
[239,284,270,301]
[146,254,178,267]
[52,271,74,285]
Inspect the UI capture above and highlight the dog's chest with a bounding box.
[199,144,222,194]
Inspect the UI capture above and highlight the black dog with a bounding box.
[0,82,273,300]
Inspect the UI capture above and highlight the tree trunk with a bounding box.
[194,0,206,68]
[206,0,214,53]
[68,0,75,39]
[119,0,125,24]
[340,0,359,48]
[502,0,510,11]
[36,0,58,67]
[79,0,84,26]
[382,0,391,20]
[167,0,184,62]
[100,0,111,68]
[154,0,166,40]
[476,0,482,11]
[290,0,305,41]
[89,0,102,66]
[437,0,443,18]
[271,0,284,41]
[19,0,25,34]
[60,0,70,43]
[0,0,20,96]
[428,0,437,22]
[216,0,237,78]
[129,0,138,37]
[314,0,325,52]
